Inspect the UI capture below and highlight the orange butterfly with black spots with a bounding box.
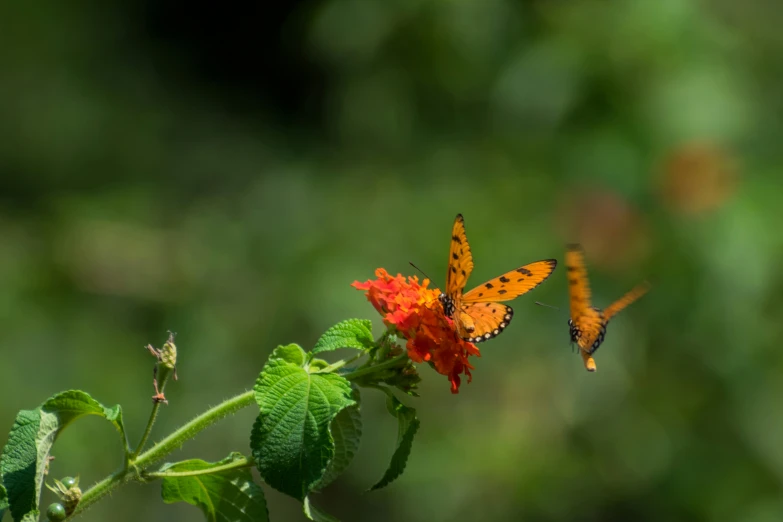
[438,214,558,343]
[566,244,650,371]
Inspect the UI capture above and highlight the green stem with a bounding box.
[131,401,162,460]
[343,352,408,381]
[363,383,394,397]
[313,352,366,374]
[144,456,253,480]
[66,469,126,519]
[313,331,394,375]
[67,390,256,520]
[131,361,175,460]
[134,390,255,468]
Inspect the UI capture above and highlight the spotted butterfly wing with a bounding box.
[565,243,649,371]
[445,214,473,299]
[441,214,474,339]
[461,260,560,304]
[459,260,558,342]
[440,214,557,343]
[456,303,514,342]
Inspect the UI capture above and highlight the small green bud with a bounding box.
[46,476,81,515]
[160,332,177,369]
[60,476,77,489]
[46,502,66,521]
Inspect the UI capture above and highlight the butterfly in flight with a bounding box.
[566,244,650,371]
[437,214,558,343]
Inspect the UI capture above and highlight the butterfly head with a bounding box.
[438,292,456,318]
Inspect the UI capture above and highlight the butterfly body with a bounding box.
[565,244,649,369]
[568,308,607,354]
[440,214,557,343]
[439,294,457,318]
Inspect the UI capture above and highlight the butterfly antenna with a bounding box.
[534,301,560,310]
[409,262,435,282]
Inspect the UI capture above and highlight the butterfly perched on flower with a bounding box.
[566,244,650,371]
[437,214,558,343]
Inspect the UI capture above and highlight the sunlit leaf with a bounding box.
[310,319,373,357]
[251,344,356,501]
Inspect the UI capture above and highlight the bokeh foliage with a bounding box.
[1,0,782,521]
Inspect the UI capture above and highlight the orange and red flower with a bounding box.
[352,268,480,393]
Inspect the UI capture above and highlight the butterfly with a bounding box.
[437,214,558,343]
[566,243,650,371]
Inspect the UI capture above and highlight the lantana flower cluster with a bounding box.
[353,268,480,393]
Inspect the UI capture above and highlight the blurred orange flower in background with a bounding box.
[658,141,738,216]
[352,268,480,393]
[557,188,651,271]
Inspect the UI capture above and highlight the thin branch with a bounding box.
[312,352,367,374]
[342,352,408,381]
[131,400,162,460]
[67,390,256,520]
[144,456,253,480]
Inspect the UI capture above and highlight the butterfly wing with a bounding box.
[565,244,648,366]
[461,259,558,303]
[446,214,474,298]
[457,302,514,343]
[454,259,556,342]
[565,244,592,319]
[604,282,650,320]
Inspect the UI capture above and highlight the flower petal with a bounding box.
[354,268,480,393]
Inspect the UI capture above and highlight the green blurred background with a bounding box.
[2,1,782,521]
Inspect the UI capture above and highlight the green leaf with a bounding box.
[160,452,268,522]
[310,319,373,357]
[41,390,127,442]
[369,393,420,491]
[314,387,362,490]
[0,483,7,520]
[271,343,307,366]
[251,344,356,501]
[0,390,128,522]
[308,358,330,371]
[303,495,340,522]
